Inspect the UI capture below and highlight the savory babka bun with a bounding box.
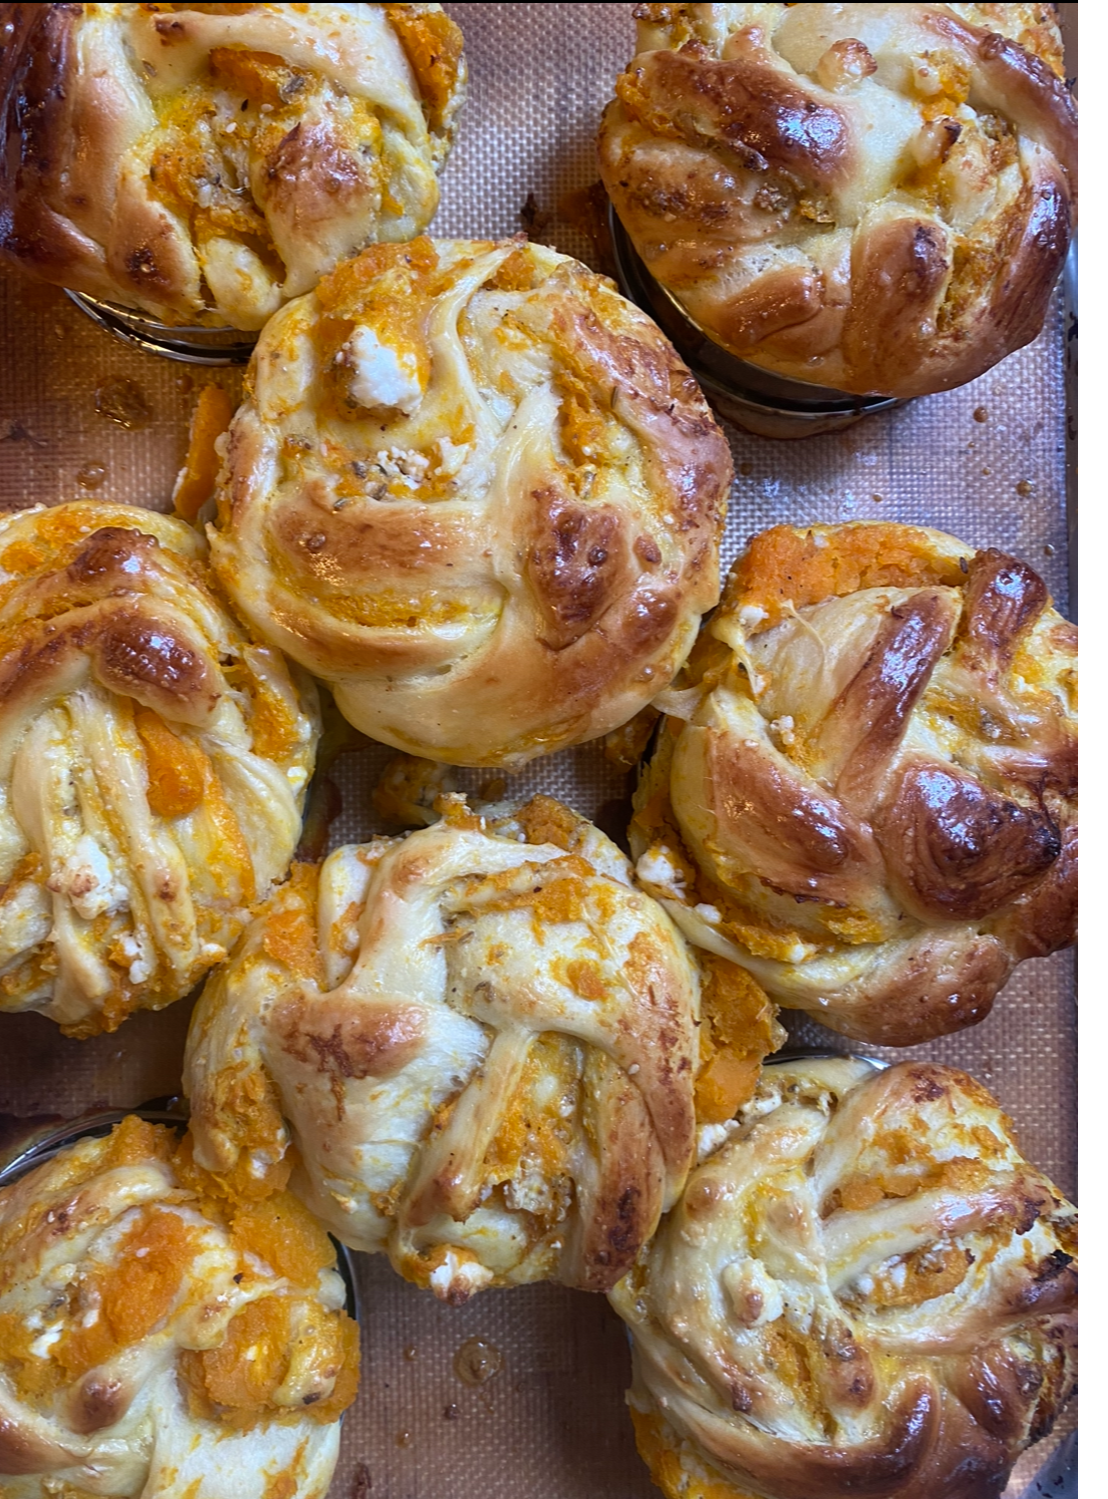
[632,523,1077,1046]
[185,794,780,1302]
[0,3,465,329]
[612,1056,1077,1499]
[599,3,1076,399]
[208,237,731,767]
[0,502,318,1036]
[0,1115,359,1499]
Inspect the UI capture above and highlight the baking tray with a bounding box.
[0,5,1076,1497]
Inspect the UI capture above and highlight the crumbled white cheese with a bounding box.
[693,903,721,924]
[437,436,470,478]
[429,1252,491,1300]
[636,846,687,899]
[696,1118,741,1162]
[373,447,431,490]
[48,836,128,922]
[30,1324,63,1357]
[783,940,816,964]
[119,930,155,986]
[769,714,796,748]
[738,604,768,631]
[348,326,424,414]
[0,881,51,962]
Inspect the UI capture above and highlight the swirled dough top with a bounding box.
[599,4,1076,399]
[0,3,465,329]
[0,502,318,1036]
[208,237,731,767]
[631,523,1077,1046]
[611,1057,1077,1499]
[185,795,777,1301]
[0,1115,359,1499]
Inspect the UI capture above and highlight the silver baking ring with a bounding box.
[65,292,257,366]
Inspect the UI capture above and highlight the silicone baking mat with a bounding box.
[0,5,1076,1496]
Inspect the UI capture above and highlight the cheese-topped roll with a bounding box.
[185,795,778,1301]
[0,3,465,329]
[599,4,1076,399]
[208,237,731,767]
[612,1057,1077,1499]
[0,1115,359,1499]
[0,502,318,1036]
[632,523,1077,1046]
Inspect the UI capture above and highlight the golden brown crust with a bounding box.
[210,238,730,767]
[612,1057,1077,1499]
[631,523,1077,1047]
[599,3,1076,398]
[0,3,466,329]
[0,502,318,1036]
[185,797,707,1300]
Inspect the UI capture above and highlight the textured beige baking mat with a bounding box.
[0,5,1076,1496]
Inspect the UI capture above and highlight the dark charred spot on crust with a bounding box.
[46,1205,71,1234]
[818,1325,876,1406]
[276,997,427,1119]
[905,224,946,296]
[1034,1248,1075,1282]
[126,246,160,282]
[607,1185,642,1256]
[906,1067,946,1103]
[153,14,186,40]
[528,494,625,649]
[1028,1406,1059,1447]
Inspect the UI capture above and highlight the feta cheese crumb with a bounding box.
[118,930,155,986]
[697,1118,741,1162]
[48,836,128,922]
[374,447,431,488]
[693,903,721,924]
[437,435,470,477]
[30,1324,63,1357]
[738,604,768,631]
[636,846,687,900]
[429,1252,491,1300]
[348,325,424,414]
